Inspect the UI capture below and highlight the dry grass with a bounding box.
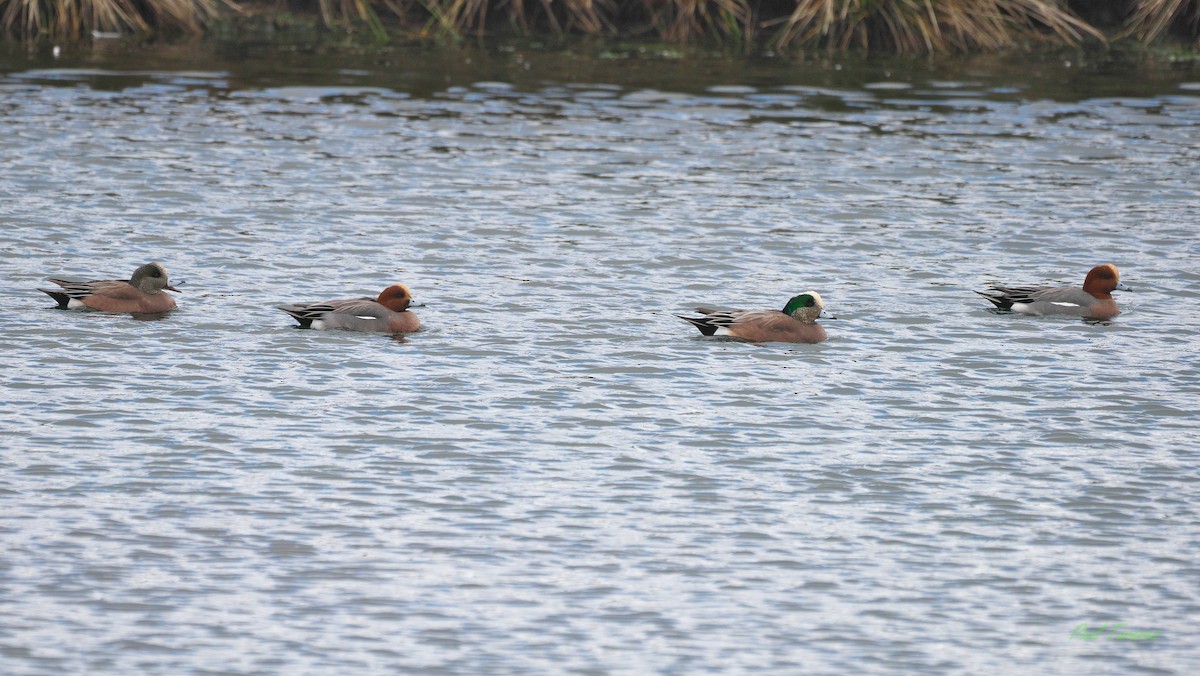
[767,0,1104,52]
[318,0,386,38]
[417,0,611,37]
[1,0,226,38]
[404,0,1100,48]
[6,0,1195,52]
[642,0,756,44]
[1126,0,1200,42]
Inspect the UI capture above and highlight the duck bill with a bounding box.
[1115,282,1132,292]
[166,285,181,292]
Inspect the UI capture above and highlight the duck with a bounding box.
[678,292,828,343]
[278,284,420,333]
[976,264,1130,319]
[39,262,179,313]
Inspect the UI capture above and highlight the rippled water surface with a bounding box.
[2,44,1199,673]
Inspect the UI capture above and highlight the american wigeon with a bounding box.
[39,262,179,314]
[976,264,1131,319]
[278,284,421,333]
[678,292,828,344]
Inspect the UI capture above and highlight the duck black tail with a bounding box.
[39,288,71,308]
[677,315,718,336]
[277,305,315,328]
[974,290,1012,310]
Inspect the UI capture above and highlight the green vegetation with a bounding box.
[3,0,1198,53]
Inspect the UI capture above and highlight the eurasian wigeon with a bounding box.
[39,262,179,314]
[678,292,829,344]
[278,284,421,333]
[976,264,1131,320]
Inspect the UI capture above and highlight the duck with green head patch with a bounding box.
[678,292,829,344]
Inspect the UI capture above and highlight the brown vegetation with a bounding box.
[1125,0,1200,42]
[1,0,224,38]
[2,0,1197,52]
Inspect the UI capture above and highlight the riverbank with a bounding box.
[4,30,1197,109]
[2,0,1199,54]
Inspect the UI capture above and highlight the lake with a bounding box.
[1,41,1198,673]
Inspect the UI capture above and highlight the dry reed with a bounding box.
[2,0,1193,52]
[2,0,226,38]
[767,0,1104,52]
[1126,0,1200,42]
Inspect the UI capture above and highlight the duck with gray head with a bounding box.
[39,262,179,314]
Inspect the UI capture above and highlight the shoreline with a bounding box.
[3,0,1199,55]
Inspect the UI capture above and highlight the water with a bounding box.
[1,43,1198,673]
